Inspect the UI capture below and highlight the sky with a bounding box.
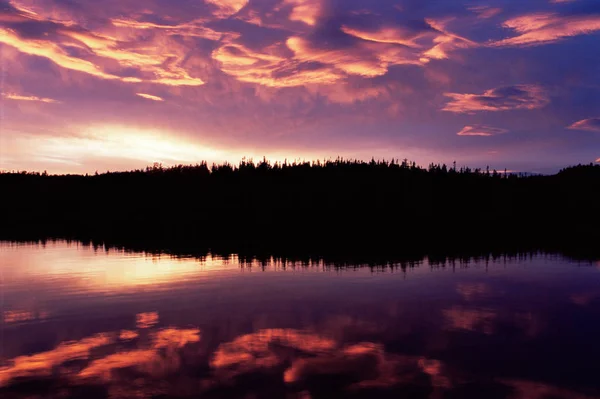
[0,0,599,174]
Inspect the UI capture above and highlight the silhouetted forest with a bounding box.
[1,159,599,258]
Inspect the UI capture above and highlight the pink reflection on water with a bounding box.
[212,328,450,393]
[0,315,200,388]
[442,306,497,334]
[136,312,159,329]
[0,333,114,386]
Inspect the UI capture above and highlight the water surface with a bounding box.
[1,241,599,398]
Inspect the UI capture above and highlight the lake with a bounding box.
[0,241,599,398]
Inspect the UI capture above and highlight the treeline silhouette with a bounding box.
[9,239,592,271]
[1,159,599,258]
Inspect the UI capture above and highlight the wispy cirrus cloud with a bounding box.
[0,27,127,82]
[443,85,550,113]
[110,17,224,41]
[340,25,424,48]
[340,17,476,64]
[457,125,508,136]
[422,18,477,60]
[493,12,600,47]
[0,2,206,86]
[205,0,248,18]
[211,42,342,87]
[567,117,600,132]
[212,34,424,88]
[469,6,502,19]
[136,93,164,102]
[5,93,59,103]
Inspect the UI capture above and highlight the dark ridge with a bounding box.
[1,159,599,260]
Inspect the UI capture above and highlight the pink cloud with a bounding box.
[205,0,248,18]
[443,85,549,113]
[340,25,425,48]
[567,117,600,132]
[212,42,342,87]
[457,125,508,136]
[422,18,477,60]
[342,18,476,63]
[493,12,600,47]
[0,3,208,87]
[284,0,321,26]
[469,6,502,19]
[5,93,59,103]
[136,93,164,101]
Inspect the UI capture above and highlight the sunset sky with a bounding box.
[1,0,599,174]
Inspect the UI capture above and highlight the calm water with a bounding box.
[0,242,599,399]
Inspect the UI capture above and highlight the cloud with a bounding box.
[341,18,476,64]
[211,9,476,89]
[5,93,59,103]
[136,93,164,101]
[469,6,502,19]
[0,4,206,86]
[284,0,322,26]
[286,36,390,78]
[422,18,477,60]
[340,25,426,48]
[443,85,550,113]
[457,125,508,136]
[212,42,342,87]
[61,30,205,86]
[110,17,224,41]
[306,82,390,104]
[567,117,600,132]
[205,0,248,18]
[0,27,123,81]
[493,13,600,47]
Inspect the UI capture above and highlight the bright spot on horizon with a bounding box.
[0,125,227,173]
[62,125,224,164]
